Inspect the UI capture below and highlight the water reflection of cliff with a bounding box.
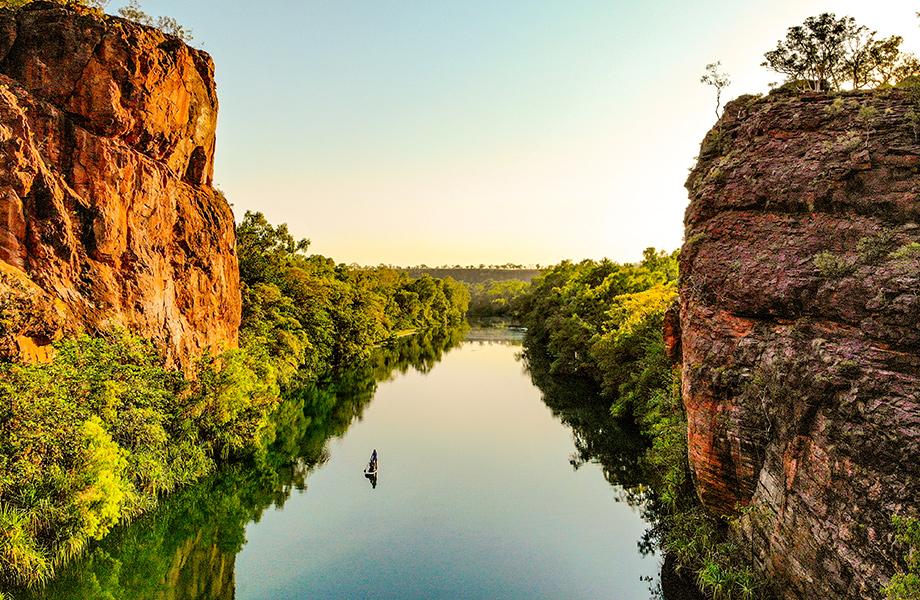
[25,327,465,600]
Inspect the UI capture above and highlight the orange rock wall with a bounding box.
[0,2,239,369]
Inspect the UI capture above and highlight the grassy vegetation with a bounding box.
[857,232,897,264]
[890,242,920,260]
[0,212,469,590]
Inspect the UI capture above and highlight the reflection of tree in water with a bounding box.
[524,346,668,560]
[24,327,466,600]
[367,325,467,379]
[522,346,703,600]
[522,346,650,502]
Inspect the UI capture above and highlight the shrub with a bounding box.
[660,505,763,600]
[890,243,920,260]
[907,108,920,142]
[883,515,920,600]
[813,251,853,277]
[824,97,846,115]
[857,232,896,264]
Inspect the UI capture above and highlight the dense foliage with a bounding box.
[0,212,467,590]
[884,515,920,600]
[236,211,468,387]
[465,279,530,319]
[516,248,677,382]
[0,335,262,588]
[762,13,920,92]
[517,249,763,599]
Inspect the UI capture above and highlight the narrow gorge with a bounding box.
[0,3,917,600]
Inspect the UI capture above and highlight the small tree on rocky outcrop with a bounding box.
[700,61,731,119]
[763,13,920,91]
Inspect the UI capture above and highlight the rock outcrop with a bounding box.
[0,2,239,369]
[677,88,920,599]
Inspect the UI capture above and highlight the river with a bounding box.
[27,327,684,600]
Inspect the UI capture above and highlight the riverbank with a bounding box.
[17,326,691,599]
[514,254,767,600]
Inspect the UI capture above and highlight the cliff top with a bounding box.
[0,1,217,185]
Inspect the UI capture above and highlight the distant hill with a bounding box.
[403,268,541,284]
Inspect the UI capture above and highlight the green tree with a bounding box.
[884,515,920,600]
[762,13,856,92]
[236,211,470,383]
[764,13,920,91]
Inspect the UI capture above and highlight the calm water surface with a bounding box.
[31,328,667,599]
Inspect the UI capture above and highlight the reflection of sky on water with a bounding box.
[463,326,526,344]
[235,339,658,600]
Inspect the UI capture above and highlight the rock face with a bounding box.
[0,2,239,369]
[678,89,920,599]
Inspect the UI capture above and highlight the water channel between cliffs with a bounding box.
[30,327,686,600]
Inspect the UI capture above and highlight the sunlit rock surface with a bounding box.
[0,2,239,368]
[676,88,920,599]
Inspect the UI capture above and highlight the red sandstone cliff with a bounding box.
[678,89,920,599]
[0,2,239,369]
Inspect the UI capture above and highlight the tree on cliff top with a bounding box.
[0,0,193,43]
[700,61,731,119]
[762,13,853,92]
[763,13,920,91]
[117,0,192,42]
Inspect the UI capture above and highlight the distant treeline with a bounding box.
[402,267,540,319]
[403,268,541,285]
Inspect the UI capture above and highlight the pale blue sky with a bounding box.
[109,1,920,265]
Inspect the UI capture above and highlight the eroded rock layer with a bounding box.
[679,89,920,599]
[0,2,239,368]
